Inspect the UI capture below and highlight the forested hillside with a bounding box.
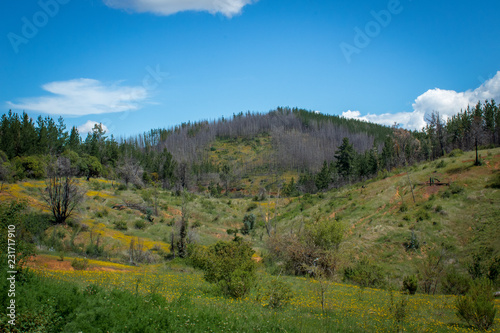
[1,101,500,196]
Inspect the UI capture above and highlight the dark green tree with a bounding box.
[315,160,331,191]
[67,126,81,152]
[335,137,355,178]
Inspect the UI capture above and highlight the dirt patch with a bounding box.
[421,185,441,200]
[27,255,132,272]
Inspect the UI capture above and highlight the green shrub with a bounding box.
[389,290,409,329]
[402,275,418,295]
[456,278,496,331]
[404,230,420,251]
[399,203,408,212]
[257,279,293,309]
[487,256,500,286]
[117,183,127,191]
[246,202,258,212]
[134,219,146,230]
[415,209,430,221]
[114,221,128,231]
[201,239,256,298]
[95,208,109,218]
[241,213,256,235]
[442,268,471,295]
[12,155,46,179]
[343,259,385,288]
[71,258,89,270]
[435,160,447,169]
[448,149,463,157]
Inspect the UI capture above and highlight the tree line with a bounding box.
[0,101,499,195]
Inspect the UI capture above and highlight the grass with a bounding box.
[1,147,499,331]
[21,260,500,332]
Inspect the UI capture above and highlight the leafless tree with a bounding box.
[42,157,83,224]
[118,157,144,188]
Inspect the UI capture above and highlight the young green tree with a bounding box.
[315,161,331,191]
[335,137,355,178]
[201,239,256,298]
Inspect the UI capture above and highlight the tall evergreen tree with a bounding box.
[315,160,331,191]
[335,137,355,178]
[67,126,81,152]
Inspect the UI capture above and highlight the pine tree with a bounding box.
[67,126,81,152]
[335,137,355,178]
[315,160,331,190]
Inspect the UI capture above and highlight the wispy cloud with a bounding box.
[103,0,256,17]
[7,78,148,116]
[342,71,500,130]
[78,120,109,135]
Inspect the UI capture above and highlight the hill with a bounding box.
[0,147,499,332]
[1,147,498,282]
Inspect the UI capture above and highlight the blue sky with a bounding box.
[1,0,499,137]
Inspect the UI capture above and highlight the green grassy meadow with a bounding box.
[1,147,499,332]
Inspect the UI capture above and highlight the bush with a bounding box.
[12,155,46,179]
[114,221,128,231]
[343,259,385,288]
[257,279,293,309]
[435,160,447,169]
[134,219,146,230]
[402,275,418,295]
[486,173,500,189]
[442,183,465,198]
[246,202,258,212]
[404,230,420,251]
[390,290,409,329]
[200,239,256,298]
[241,213,256,235]
[456,278,496,331]
[415,210,430,221]
[448,149,463,157]
[442,268,471,295]
[488,255,500,286]
[71,258,89,270]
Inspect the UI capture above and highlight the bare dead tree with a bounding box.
[177,191,189,258]
[42,157,83,224]
[118,157,144,188]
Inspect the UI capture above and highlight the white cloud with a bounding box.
[342,71,500,130]
[78,120,109,135]
[342,109,426,130]
[8,78,148,116]
[412,71,500,121]
[103,0,256,17]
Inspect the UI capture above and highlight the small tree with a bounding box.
[202,239,256,298]
[402,275,418,295]
[456,278,496,331]
[42,157,83,224]
[177,192,189,258]
[241,213,255,235]
[118,157,143,188]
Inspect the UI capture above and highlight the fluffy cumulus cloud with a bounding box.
[8,79,148,116]
[103,0,256,17]
[342,110,426,130]
[343,71,500,130]
[78,120,109,135]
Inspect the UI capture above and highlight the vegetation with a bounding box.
[0,103,499,331]
[456,278,497,331]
